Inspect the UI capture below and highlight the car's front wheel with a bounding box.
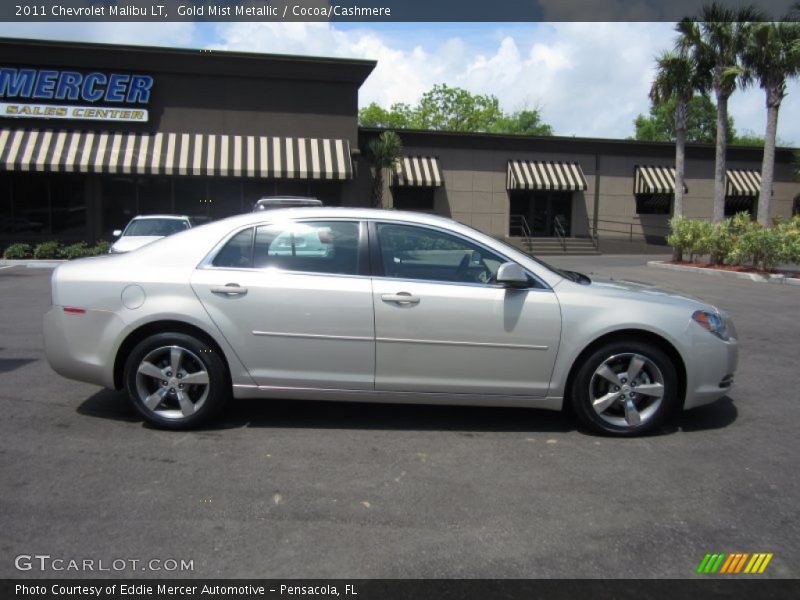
[123,332,229,430]
[570,339,679,436]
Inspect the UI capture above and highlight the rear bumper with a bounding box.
[43,306,126,389]
[683,332,739,410]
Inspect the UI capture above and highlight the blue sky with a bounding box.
[2,21,798,145]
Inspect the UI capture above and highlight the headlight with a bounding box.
[692,310,731,341]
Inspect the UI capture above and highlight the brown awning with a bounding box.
[0,128,353,180]
[726,169,761,197]
[507,160,587,191]
[392,156,443,187]
[634,165,688,194]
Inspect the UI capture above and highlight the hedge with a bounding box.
[668,214,800,271]
[2,241,111,260]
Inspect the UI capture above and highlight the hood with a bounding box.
[109,235,164,254]
[584,276,710,309]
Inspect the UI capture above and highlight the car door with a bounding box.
[191,219,375,390]
[370,221,561,397]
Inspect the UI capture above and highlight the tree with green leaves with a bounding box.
[358,102,414,129]
[677,3,762,223]
[649,50,705,225]
[359,84,553,135]
[737,20,800,225]
[634,94,735,143]
[365,131,403,208]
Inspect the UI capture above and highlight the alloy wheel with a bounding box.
[588,352,665,429]
[134,345,210,420]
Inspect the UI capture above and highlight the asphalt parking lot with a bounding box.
[0,255,798,579]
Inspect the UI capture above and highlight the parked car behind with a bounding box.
[109,215,205,254]
[253,196,323,211]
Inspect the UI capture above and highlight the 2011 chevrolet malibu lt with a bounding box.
[43,208,738,436]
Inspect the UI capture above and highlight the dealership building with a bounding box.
[1,37,797,253]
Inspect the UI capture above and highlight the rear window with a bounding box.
[211,221,360,276]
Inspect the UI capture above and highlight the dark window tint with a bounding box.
[377,223,505,284]
[212,228,254,268]
[392,187,435,211]
[635,194,672,215]
[725,197,756,219]
[253,221,360,275]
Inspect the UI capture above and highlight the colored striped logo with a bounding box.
[697,553,773,574]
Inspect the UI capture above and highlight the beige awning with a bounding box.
[634,165,688,194]
[726,169,761,197]
[507,160,587,191]
[392,156,443,187]
[0,128,353,179]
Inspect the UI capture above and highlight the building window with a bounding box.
[0,173,87,244]
[635,194,672,215]
[725,197,756,219]
[102,176,138,238]
[392,187,435,211]
[208,178,244,219]
[51,175,87,237]
[174,178,210,218]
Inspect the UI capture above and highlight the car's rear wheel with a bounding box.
[570,339,678,436]
[123,332,229,430]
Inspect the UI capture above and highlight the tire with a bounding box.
[570,339,679,436]
[123,332,230,430]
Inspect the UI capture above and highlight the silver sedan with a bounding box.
[43,208,738,436]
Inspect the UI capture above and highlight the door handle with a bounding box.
[211,284,248,297]
[381,292,420,305]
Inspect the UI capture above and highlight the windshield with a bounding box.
[123,218,189,237]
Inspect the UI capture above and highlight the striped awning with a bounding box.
[392,156,443,187]
[634,165,688,194]
[0,128,353,180]
[726,169,761,197]
[507,160,587,191]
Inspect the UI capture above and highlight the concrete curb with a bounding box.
[648,260,800,286]
[0,259,66,269]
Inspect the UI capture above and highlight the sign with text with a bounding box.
[1,102,149,122]
[0,67,153,123]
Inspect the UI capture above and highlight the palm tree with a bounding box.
[738,21,800,225]
[678,3,761,223]
[365,131,403,208]
[650,50,703,226]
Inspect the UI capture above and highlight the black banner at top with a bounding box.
[0,0,798,22]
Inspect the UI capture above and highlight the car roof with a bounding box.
[219,207,462,229]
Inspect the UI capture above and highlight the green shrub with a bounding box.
[33,241,62,259]
[667,217,690,261]
[62,242,93,260]
[778,221,800,264]
[708,219,735,265]
[3,243,33,259]
[731,223,783,271]
[688,219,714,261]
[91,240,111,255]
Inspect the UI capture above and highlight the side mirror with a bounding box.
[112,229,122,237]
[496,262,529,288]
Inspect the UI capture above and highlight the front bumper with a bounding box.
[682,328,739,410]
[43,306,126,389]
